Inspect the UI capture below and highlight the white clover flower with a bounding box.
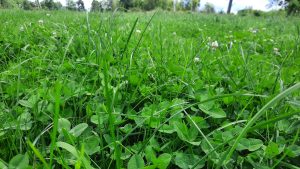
[46,13,51,16]
[249,27,258,34]
[274,48,280,55]
[38,20,44,24]
[20,26,24,32]
[229,41,233,49]
[136,29,141,34]
[211,41,219,49]
[194,57,200,63]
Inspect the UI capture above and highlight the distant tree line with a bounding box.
[0,0,85,10]
[0,0,299,16]
[0,0,202,12]
[90,0,201,12]
[268,0,300,15]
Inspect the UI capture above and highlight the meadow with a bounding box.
[0,10,300,169]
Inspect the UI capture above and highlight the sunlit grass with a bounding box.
[0,9,299,169]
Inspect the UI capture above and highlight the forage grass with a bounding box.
[219,83,300,168]
[0,10,299,169]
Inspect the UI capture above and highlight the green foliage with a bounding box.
[128,154,144,169]
[202,2,215,13]
[66,0,76,10]
[0,10,300,169]
[270,0,300,15]
[8,154,29,169]
[91,0,100,12]
[237,8,265,17]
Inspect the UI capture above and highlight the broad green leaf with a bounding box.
[17,112,32,131]
[56,142,93,169]
[221,131,234,142]
[69,123,88,137]
[149,137,161,151]
[236,138,263,151]
[198,105,226,118]
[142,165,157,169]
[120,124,133,134]
[58,118,71,134]
[83,136,100,155]
[153,153,172,169]
[174,121,200,146]
[18,100,33,108]
[145,146,156,163]
[265,142,280,158]
[286,145,300,157]
[8,154,29,169]
[158,124,176,134]
[174,152,205,169]
[128,154,144,169]
[277,119,291,133]
[189,116,209,129]
[90,113,108,125]
[0,160,7,169]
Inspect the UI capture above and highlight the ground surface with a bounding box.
[0,10,300,169]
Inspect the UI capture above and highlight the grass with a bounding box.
[0,9,300,169]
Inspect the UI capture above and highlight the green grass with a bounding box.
[0,9,300,169]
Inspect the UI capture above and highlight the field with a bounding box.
[0,10,300,169]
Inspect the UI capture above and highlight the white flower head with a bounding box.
[274,48,280,55]
[38,20,44,25]
[211,41,219,49]
[249,28,258,34]
[136,29,141,34]
[194,57,200,63]
[20,26,24,32]
[46,13,51,16]
[229,41,233,49]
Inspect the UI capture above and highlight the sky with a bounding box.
[199,0,280,13]
[54,0,280,13]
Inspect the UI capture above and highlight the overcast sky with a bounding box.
[199,0,279,13]
[55,0,279,13]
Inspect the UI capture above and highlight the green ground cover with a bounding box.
[0,10,300,168]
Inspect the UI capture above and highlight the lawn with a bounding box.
[0,10,300,169]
